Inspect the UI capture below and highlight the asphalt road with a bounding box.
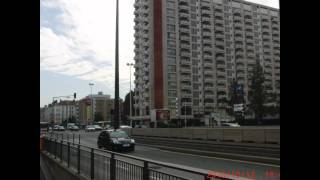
[47,131,280,180]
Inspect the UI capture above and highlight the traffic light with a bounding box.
[74,92,76,99]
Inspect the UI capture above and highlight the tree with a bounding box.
[122,90,134,125]
[248,60,267,124]
[94,112,104,122]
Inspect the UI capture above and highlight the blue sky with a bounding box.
[40,0,279,107]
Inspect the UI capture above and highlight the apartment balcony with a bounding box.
[181,83,192,89]
[180,75,191,81]
[181,67,191,73]
[179,13,189,19]
[180,59,191,65]
[180,35,190,41]
[217,71,226,77]
[202,16,211,22]
[233,15,242,21]
[203,31,212,37]
[203,46,212,52]
[216,56,225,62]
[215,48,225,54]
[180,51,190,57]
[202,24,212,30]
[204,77,214,83]
[180,43,190,49]
[234,22,243,28]
[180,27,189,33]
[203,38,212,45]
[216,64,225,69]
[203,53,213,59]
[180,19,189,26]
[214,11,223,17]
[202,9,211,15]
[262,21,270,27]
[247,52,255,58]
[215,26,224,32]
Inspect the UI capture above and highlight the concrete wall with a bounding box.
[130,127,280,144]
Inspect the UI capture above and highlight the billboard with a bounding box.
[151,109,170,122]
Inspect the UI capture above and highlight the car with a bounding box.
[221,123,240,127]
[54,125,65,131]
[97,130,135,152]
[120,125,132,129]
[69,125,79,131]
[93,125,103,131]
[85,125,96,132]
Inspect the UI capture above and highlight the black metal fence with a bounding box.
[43,136,237,180]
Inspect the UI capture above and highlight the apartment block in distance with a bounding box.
[133,0,280,124]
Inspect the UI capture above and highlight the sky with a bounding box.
[40,0,279,107]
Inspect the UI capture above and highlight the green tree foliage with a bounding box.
[248,60,267,124]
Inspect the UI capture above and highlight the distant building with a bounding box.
[78,92,123,126]
[44,100,78,125]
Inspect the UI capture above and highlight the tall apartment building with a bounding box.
[133,0,280,122]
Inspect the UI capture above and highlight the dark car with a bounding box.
[97,130,135,152]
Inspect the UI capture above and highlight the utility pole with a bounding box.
[114,0,120,130]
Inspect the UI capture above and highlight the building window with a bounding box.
[167,17,175,24]
[191,21,197,27]
[191,14,196,19]
[167,40,176,48]
[167,32,176,39]
[168,65,176,72]
[167,56,176,64]
[167,24,175,31]
[167,9,175,16]
[167,48,176,55]
[168,90,177,97]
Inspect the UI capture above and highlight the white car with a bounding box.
[221,123,240,127]
[85,125,96,132]
[93,125,103,131]
[120,125,132,129]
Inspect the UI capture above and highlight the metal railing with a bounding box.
[43,134,238,180]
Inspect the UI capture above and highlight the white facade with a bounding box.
[133,0,280,120]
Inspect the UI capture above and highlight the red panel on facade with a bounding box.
[153,0,163,109]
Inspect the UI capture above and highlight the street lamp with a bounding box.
[89,83,94,125]
[114,0,120,130]
[126,63,134,127]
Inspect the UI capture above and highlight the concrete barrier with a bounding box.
[207,129,223,141]
[222,129,242,142]
[265,129,280,144]
[130,127,280,144]
[192,129,208,139]
[242,129,265,143]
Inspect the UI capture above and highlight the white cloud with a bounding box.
[40,0,135,98]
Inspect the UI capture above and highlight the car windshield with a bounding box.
[110,131,128,138]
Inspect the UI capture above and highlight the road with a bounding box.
[48,131,280,180]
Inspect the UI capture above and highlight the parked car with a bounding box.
[93,125,103,131]
[120,125,132,129]
[85,125,96,132]
[54,125,65,131]
[97,130,135,152]
[69,125,79,131]
[221,123,240,127]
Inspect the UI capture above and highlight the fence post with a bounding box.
[143,161,149,180]
[77,144,80,174]
[73,134,75,145]
[90,148,94,180]
[67,142,70,168]
[67,133,69,142]
[60,140,63,162]
[110,153,116,180]
[79,134,80,144]
[203,175,210,180]
[54,139,57,159]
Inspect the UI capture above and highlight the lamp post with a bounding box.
[126,63,134,127]
[114,0,120,130]
[175,97,180,128]
[89,83,94,125]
